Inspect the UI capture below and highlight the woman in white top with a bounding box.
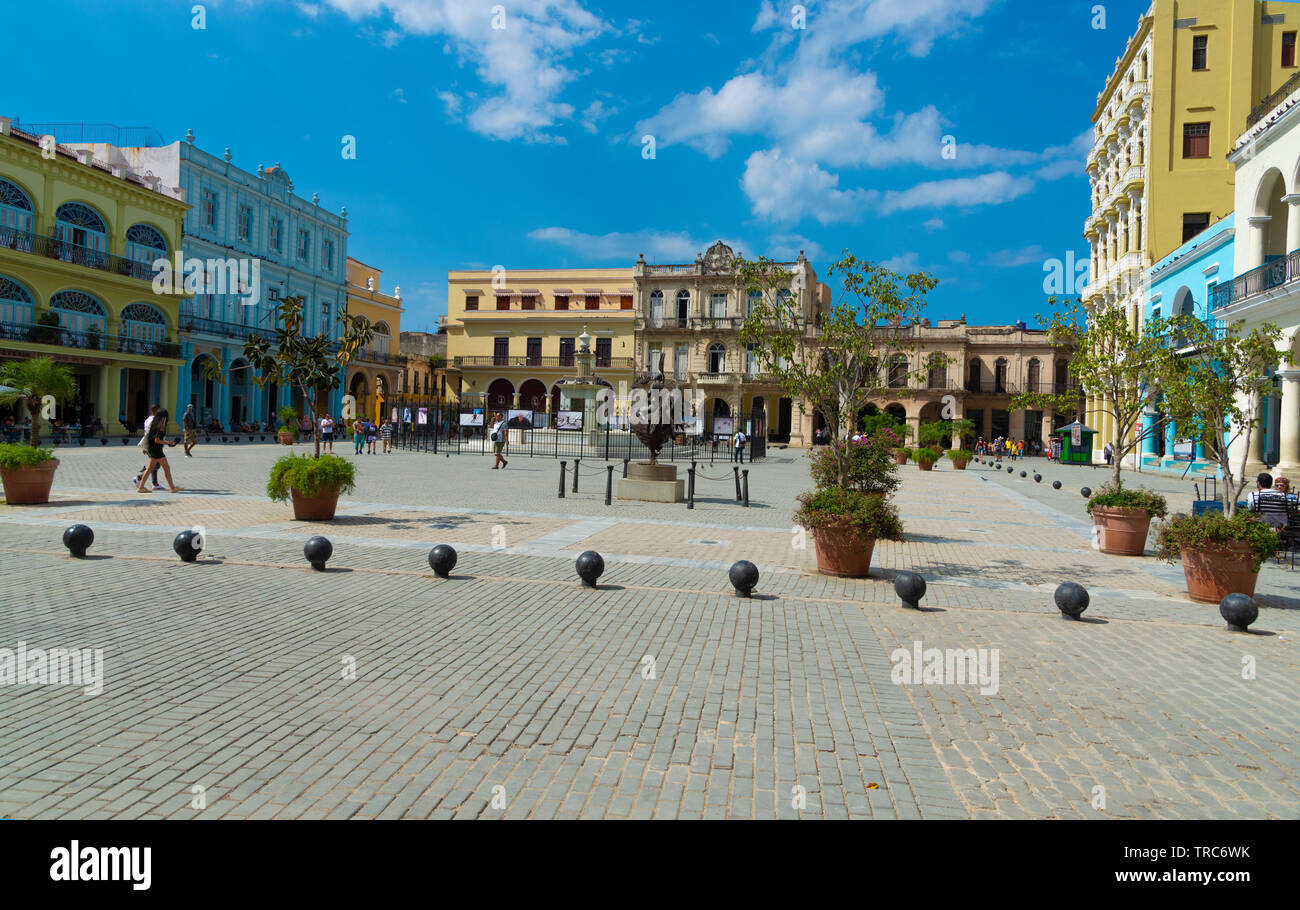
[489,412,508,469]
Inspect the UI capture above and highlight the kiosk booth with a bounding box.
[1055,421,1097,465]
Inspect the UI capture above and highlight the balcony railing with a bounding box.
[355,346,406,366]
[0,227,159,282]
[180,312,265,341]
[1213,250,1300,310]
[1163,317,1228,350]
[1248,68,1300,127]
[453,355,635,370]
[0,320,182,359]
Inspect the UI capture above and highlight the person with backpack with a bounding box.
[733,429,746,463]
[490,412,508,469]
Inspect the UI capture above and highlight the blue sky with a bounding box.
[6,0,1155,332]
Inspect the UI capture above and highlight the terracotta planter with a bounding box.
[894,454,909,465]
[917,460,935,471]
[278,430,296,445]
[810,524,878,578]
[0,458,59,505]
[1091,506,1153,556]
[1180,542,1259,603]
[950,459,968,470]
[290,488,341,521]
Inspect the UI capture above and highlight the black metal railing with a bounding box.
[0,227,159,282]
[1248,68,1300,127]
[1214,249,1300,309]
[179,312,265,341]
[0,320,182,359]
[453,355,635,369]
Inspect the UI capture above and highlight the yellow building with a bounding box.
[1083,0,1300,461]
[0,116,188,434]
[344,256,403,424]
[444,268,636,415]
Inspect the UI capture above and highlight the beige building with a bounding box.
[398,328,449,407]
[632,241,823,444]
[855,319,1081,447]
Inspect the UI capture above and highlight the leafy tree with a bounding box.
[242,296,374,457]
[738,252,940,490]
[918,418,975,449]
[0,356,76,447]
[1010,296,1177,490]
[429,353,446,371]
[1159,317,1290,517]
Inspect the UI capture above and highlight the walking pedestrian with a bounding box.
[490,412,508,469]
[381,419,393,453]
[136,409,183,493]
[366,418,379,454]
[732,429,746,463]
[182,404,198,457]
[353,419,366,455]
[320,413,335,453]
[133,404,161,489]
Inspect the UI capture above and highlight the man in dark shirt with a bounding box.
[1248,472,1291,529]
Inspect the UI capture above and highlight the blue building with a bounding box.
[1140,213,1233,475]
[72,130,349,430]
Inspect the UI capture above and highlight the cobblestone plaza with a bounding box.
[0,444,1296,820]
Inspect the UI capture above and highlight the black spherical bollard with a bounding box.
[1052,480,1061,489]
[1007,467,1014,474]
[78,439,85,446]
[575,550,604,587]
[729,560,759,597]
[121,437,129,445]
[1219,593,1258,632]
[304,536,333,571]
[101,438,108,445]
[1019,470,1027,478]
[172,528,202,562]
[428,544,457,578]
[1054,582,1089,620]
[62,524,94,558]
[894,571,926,610]
[1033,473,1042,483]
[994,462,1001,470]
[1081,486,1092,498]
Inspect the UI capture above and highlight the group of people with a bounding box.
[975,437,1039,460]
[1247,472,1298,531]
[311,413,392,455]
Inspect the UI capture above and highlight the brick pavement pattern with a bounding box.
[0,443,1296,819]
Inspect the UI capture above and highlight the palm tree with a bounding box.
[0,357,76,447]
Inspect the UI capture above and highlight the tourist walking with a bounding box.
[490,412,508,469]
[353,419,366,455]
[380,419,393,453]
[182,404,198,457]
[732,429,746,463]
[134,404,161,489]
[136,409,183,493]
[366,418,379,454]
[320,413,335,453]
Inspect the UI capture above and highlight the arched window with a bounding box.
[927,353,946,389]
[372,320,391,356]
[709,292,727,319]
[676,289,691,324]
[1027,358,1041,392]
[967,357,983,393]
[888,355,909,389]
[707,342,726,374]
[649,289,664,326]
[0,178,34,248]
[121,302,167,346]
[747,289,762,317]
[0,273,35,327]
[55,202,108,255]
[125,223,168,266]
[50,289,107,338]
[994,357,1009,393]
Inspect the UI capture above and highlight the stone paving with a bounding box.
[0,443,1297,819]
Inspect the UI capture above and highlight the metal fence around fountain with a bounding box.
[385,399,764,463]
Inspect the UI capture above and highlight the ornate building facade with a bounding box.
[344,256,403,424]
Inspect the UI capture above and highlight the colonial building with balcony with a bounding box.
[62,129,349,430]
[854,318,1079,448]
[444,267,636,414]
[344,257,403,424]
[398,329,449,414]
[1083,0,1299,463]
[1214,77,1300,475]
[0,116,188,433]
[632,241,822,444]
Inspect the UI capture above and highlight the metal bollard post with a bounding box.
[559,461,566,498]
[573,457,580,493]
[687,466,696,510]
[622,457,630,478]
[605,465,614,506]
[742,469,749,507]
[733,466,742,501]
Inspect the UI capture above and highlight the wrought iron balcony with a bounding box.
[179,312,264,341]
[0,320,181,359]
[0,226,159,282]
[1214,249,1300,309]
[452,355,635,370]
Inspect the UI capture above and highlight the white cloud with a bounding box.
[923,217,944,231]
[437,91,463,118]
[766,233,825,261]
[986,245,1049,269]
[878,172,1035,214]
[529,227,747,262]
[753,0,997,59]
[393,87,408,104]
[947,250,971,264]
[579,99,615,133]
[741,150,877,224]
[306,0,608,141]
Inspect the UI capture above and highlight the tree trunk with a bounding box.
[28,396,40,448]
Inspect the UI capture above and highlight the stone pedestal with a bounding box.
[617,462,684,503]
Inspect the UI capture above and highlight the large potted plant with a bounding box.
[738,253,937,578]
[0,357,75,505]
[913,446,940,471]
[1155,512,1279,602]
[277,405,299,445]
[946,448,973,470]
[1086,483,1167,556]
[893,447,911,466]
[268,453,357,521]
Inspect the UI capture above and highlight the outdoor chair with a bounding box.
[1276,502,1300,570]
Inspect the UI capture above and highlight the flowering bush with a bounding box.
[808,427,901,497]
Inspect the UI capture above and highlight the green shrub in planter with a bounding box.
[946,448,973,463]
[1086,483,1168,518]
[1154,511,1279,572]
[794,487,904,541]
[267,454,357,503]
[277,406,299,435]
[913,446,941,466]
[0,443,55,470]
[894,447,912,462]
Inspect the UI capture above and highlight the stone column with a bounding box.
[1276,370,1300,473]
[1248,216,1272,271]
[102,365,122,433]
[1285,195,1300,254]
